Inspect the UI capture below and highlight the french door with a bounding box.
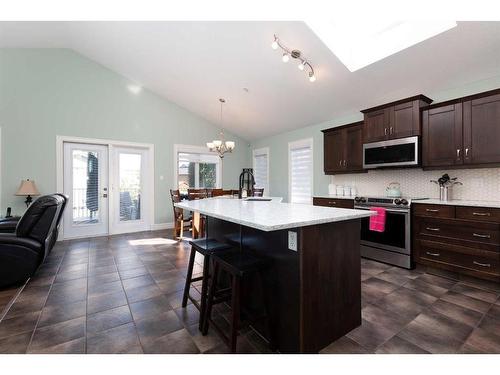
[110,146,151,234]
[62,142,152,239]
[63,143,109,238]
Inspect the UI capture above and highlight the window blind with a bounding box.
[253,152,268,192]
[289,143,312,204]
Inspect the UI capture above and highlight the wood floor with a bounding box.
[0,230,499,354]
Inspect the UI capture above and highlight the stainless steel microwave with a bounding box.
[363,136,419,169]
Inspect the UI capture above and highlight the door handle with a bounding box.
[457,149,461,159]
[426,252,440,257]
[103,194,108,198]
[473,233,491,239]
[390,126,393,135]
[465,148,470,157]
[426,209,439,213]
[473,261,491,268]
[328,201,337,205]
[425,227,441,232]
[339,160,342,167]
[472,212,490,217]
[384,128,388,136]
[343,160,347,167]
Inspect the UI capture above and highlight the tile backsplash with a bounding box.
[331,168,500,201]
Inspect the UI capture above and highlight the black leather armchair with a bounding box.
[0,194,65,288]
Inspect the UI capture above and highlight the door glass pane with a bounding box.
[199,163,216,188]
[178,153,195,193]
[72,150,100,224]
[119,153,142,221]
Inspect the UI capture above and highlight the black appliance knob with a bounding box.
[354,197,361,202]
[401,199,409,205]
[394,198,401,205]
[360,197,366,203]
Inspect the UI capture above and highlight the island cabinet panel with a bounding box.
[413,203,500,282]
[313,197,354,209]
[362,95,432,143]
[299,220,361,353]
[322,121,364,174]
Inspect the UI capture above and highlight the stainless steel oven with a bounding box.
[354,196,413,269]
[363,136,419,169]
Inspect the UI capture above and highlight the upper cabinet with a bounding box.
[322,122,364,174]
[422,89,500,169]
[361,95,433,143]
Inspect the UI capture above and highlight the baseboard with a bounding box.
[150,222,174,231]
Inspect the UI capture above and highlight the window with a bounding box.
[175,145,221,194]
[288,138,313,204]
[252,147,269,195]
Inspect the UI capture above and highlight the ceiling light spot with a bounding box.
[127,84,142,94]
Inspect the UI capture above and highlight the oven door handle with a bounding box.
[354,205,409,214]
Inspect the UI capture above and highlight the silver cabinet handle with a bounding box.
[473,212,491,217]
[426,209,439,213]
[465,147,470,157]
[339,160,342,167]
[426,227,441,232]
[390,126,393,135]
[343,160,347,167]
[384,128,388,136]
[473,261,491,268]
[328,201,337,205]
[426,252,440,257]
[473,233,491,239]
[457,149,461,158]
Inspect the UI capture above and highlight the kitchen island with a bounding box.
[175,197,374,353]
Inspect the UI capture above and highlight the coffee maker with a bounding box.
[238,168,255,198]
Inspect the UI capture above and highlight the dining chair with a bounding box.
[187,188,208,200]
[170,189,191,240]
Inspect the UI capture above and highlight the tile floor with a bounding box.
[0,230,499,354]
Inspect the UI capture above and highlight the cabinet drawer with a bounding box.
[416,240,500,277]
[313,197,354,209]
[456,206,500,223]
[415,217,500,246]
[413,204,455,218]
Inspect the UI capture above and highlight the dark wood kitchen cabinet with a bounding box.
[413,203,500,282]
[313,197,354,209]
[362,95,433,143]
[422,88,500,169]
[322,121,364,174]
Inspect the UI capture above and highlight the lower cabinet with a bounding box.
[413,204,500,282]
[313,197,354,209]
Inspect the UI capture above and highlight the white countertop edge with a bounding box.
[175,199,374,232]
[413,198,500,209]
[314,195,355,200]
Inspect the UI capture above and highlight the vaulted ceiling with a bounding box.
[1,21,500,140]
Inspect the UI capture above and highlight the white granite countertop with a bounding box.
[175,197,374,232]
[413,198,500,209]
[314,194,355,200]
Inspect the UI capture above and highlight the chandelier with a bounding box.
[207,98,235,158]
[271,34,316,82]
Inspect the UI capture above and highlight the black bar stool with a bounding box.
[182,236,232,330]
[202,251,274,353]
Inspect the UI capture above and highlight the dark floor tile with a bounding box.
[0,332,32,353]
[156,277,187,295]
[28,337,85,354]
[87,289,128,315]
[130,295,172,321]
[87,272,121,286]
[28,275,56,287]
[363,277,399,294]
[174,304,200,327]
[45,286,87,306]
[87,280,123,298]
[142,328,200,354]
[375,335,429,354]
[478,313,500,333]
[374,287,437,318]
[125,283,163,303]
[383,265,423,280]
[403,277,449,297]
[430,299,483,327]
[320,336,370,354]
[416,273,457,289]
[118,266,149,280]
[87,305,133,334]
[165,289,196,310]
[57,262,88,275]
[347,318,397,351]
[462,327,500,353]
[451,283,499,303]
[29,317,86,352]
[121,274,155,290]
[38,300,87,328]
[5,296,46,318]
[88,264,118,276]
[441,291,491,313]
[374,271,411,286]
[362,303,414,330]
[135,310,183,345]
[86,322,143,354]
[0,311,40,339]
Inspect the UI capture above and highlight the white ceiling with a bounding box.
[1,21,500,140]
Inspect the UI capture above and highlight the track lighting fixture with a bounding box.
[271,34,316,82]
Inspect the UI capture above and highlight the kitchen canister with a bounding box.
[343,186,351,196]
[336,185,344,196]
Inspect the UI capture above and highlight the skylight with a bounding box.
[306,20,457,72]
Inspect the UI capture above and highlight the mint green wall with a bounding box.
[251,74,500,203]
[0,49,250,223]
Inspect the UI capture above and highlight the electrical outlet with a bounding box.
[288,231,298,251]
